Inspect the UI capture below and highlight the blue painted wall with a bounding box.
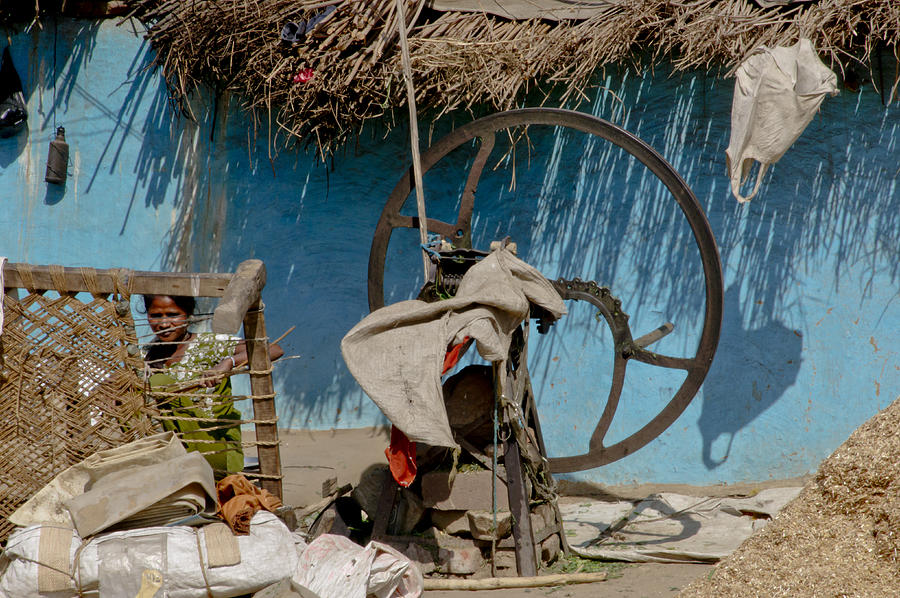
[1,20,897,485]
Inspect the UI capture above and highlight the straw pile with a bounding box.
[119,0,900,154]
[679,395,900,597]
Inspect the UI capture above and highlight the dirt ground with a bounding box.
[263,427,716,597]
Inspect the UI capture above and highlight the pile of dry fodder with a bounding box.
[122,0,900,155]
[680,395,900,598]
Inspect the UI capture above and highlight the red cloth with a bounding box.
[386,337,473,486]
[442,337,472,375]
[386,425,417,487]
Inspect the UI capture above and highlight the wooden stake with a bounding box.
[423,571,608,590]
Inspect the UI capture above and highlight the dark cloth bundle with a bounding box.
[0,46,26,138]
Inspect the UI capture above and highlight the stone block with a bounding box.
[534,502,556,527]
[541,533,561,564]
[395,488,425,534]
[434,530,485,575]
[491,548,518,574]
[274,505,298,531]
[404,542,436,575]
[430,509,470,535]
[466,509,512,541]
[352,464,390,518]
[421,469,509,511]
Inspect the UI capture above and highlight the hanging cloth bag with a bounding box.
[726,38,838,202]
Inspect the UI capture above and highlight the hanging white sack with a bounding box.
[726,38,838,202]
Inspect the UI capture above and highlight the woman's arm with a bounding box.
[230,339,284,366]
[198,339,284,387]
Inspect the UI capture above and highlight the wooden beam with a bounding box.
[1,263,233,297]
[423,572,608,591]
[505,433,538,576]
[242,298,283,498]
[212,260,266,334]
[495,358,538,577]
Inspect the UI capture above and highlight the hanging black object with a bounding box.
[45,127,69,185]
[0,45,27,138]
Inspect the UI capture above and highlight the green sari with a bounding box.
[147,333,244,475]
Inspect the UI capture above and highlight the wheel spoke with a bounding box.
[455,133,495,247]
[387,215,459,239]
[628,347,695,371]
[633,322,674,348]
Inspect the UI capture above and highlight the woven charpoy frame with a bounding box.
[0,261,282,543]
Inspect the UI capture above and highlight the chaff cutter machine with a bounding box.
[366,108,724,575]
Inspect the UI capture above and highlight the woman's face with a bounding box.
[147,296,190,343]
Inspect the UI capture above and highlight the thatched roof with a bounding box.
[121,0,898,154]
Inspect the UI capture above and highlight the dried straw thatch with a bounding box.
[121,0,899,154]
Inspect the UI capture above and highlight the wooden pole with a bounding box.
[1,263,234,297]
[394,0,430,281]
[213,259,266,334]
[242,296,283,498]
[423,571,608,590]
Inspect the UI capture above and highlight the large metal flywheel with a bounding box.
[368,108,724,473]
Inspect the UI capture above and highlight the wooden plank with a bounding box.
[371,476,399,540]
[242,298,283,498]
[2,263,233,297]
[521,373,570,555]
[212,260,266,334]
[505,433,538,576]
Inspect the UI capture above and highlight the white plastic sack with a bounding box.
[726,38,838,202]
[11,431,187,528]
[0,512,299,598]
[293,535,423,598]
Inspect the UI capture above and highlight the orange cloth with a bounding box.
[216,474,283,535]
[385,425,417,488]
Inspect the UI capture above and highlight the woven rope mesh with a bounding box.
[0,290,151,542]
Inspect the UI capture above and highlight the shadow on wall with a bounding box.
[0,19,102,174]
[75,37,225,272]
[698,285,802,468]
[2,18,222,271]
[132,56,898,448]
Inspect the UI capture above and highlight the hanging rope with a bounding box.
[394,0,430,281]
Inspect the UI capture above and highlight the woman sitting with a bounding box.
[142,294,283,476]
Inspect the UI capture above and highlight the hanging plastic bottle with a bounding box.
[45,126,68,185]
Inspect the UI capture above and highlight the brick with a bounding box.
[421,469,509,511]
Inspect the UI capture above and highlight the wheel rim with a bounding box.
[368,108,723,472]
